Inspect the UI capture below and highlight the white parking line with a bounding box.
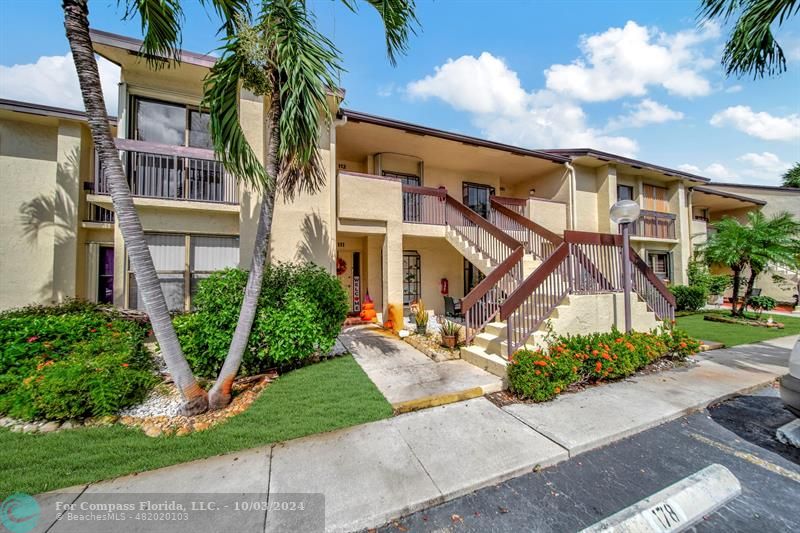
[580,464,741,533]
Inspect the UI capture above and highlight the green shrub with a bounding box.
[508,326,701,402]
[747,295,776,317]
[0,303,155,421]
[176,263,349,378]
[706,275,730,296]
[670,285,707,312]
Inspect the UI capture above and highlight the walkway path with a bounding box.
[340,324,503,412]
[39,334,796,533]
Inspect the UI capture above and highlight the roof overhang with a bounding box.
[692,185,765,213]
[545,148,711,184]
[0,98,117,125]
[340,109,570,165]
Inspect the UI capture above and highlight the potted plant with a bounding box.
[414,300,428,335]
[440,319,462,349]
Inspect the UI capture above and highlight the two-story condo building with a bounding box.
[2,30,787,371]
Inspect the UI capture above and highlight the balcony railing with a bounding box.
[85,204,115,223]
[94,139,239,205]
[401,184,446,224]
[627,210,676,239]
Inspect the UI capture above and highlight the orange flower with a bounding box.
[615,338,623,343]
[595,361,603,372]
[535,370,541,375]
[592,349,599,355]
[121,363,129,368]
[572,366,578,373]
[679,342,687,348]
[554,387,561,394]
[602,353,611,360]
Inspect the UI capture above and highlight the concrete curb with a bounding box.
[392,387,484,414]
[581,464,741,532]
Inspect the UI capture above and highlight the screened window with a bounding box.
[643,184,669,212]
[617,185,634,201]
[403,251,421,307]
[384,171,421,222]
[134,99,186,146]
[648,251,672,283]
[128,233,239,312]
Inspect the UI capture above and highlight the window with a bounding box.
[642,184,669,212]
[463,182,495,219]
[464,259,485,295]
[617,185,634,201]
[98,247,114,304]
[384,171,421,222]
[647,251,672,283]
[128,233,239,312]
[403,251,421,307]
[132,97,211,147]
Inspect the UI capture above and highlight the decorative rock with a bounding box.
[175,426,191,437]
[193,421,210,432]
[60,420,79,430]
[22,424,39,433]
[39,421,61,433]
[142,424,162,438]
[10,424,24,433]
[0,417,14,427]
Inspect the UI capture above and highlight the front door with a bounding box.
[337,251,362,314]
[462,182,495,218]
[98,246,114,304]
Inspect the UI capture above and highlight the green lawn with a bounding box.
[0,355,391,497]
[676,311,800,347]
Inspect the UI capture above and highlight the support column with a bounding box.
[671,182,691,285]
[382,221,403,329]
[366,234,384,316]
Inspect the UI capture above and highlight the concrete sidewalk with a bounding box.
[40,335,796,533]
[341,325,503,412]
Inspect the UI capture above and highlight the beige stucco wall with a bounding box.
[573,164,600,232]
[529,198,567,236]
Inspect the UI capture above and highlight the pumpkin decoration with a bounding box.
[336,257,347,276]
[359,292,377,322]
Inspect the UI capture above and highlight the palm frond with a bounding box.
[121,0,183,67]
[260,0,342,200]
[342,0,418,66]
[203,36,270,192]
[199,0,251,36]
[698,0,800,78]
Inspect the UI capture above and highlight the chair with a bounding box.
[444,296,464,320]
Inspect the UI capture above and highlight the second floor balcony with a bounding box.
[94,138,239,205]
[627,210,676,240]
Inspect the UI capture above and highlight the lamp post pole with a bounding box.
[621,221,632,333]
[610,199,639,334]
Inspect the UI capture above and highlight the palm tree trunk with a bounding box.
[742,267,760,315]
[208,95,280,409]
[730,266,743,316]
[63,0,207,415]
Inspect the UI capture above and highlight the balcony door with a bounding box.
[463,182,495,219]
[130,97,225,202]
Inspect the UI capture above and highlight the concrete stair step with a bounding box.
[460,345,509,379]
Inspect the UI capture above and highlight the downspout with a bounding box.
[565,161,577,230]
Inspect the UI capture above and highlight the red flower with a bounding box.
[591,349,599,355]
[615,338,623,343]
[595,361,603,372]
[121,363,129,368]
[27,336,39,343]
[554,387,561,394]
[535,370,541,375]
[90,328,97,333]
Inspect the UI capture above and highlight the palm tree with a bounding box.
[205,0,418,408]
[783,162,800,188]
[703,211,800,316]
[698,0,799,78]
[63,0,254,415]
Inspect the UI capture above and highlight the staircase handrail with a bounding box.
[490,197,563,246]
[445,194,521,252]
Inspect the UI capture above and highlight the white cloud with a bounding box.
[606,99,683,130]
[724,85,743,93]
[710,106,800,141]
[738,152,792,176]
[377,82,395,98]
[0,53,120,115]
[406,52,638,156]
[678,162,738,180]
[407,52,528,115]
[544,21,718,102]
[679,152,791,185]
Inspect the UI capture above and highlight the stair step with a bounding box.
[460,345,509,379]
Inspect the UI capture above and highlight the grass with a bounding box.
[0,355,392,497]
[676,310,800,347]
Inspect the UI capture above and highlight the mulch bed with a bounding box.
[703,314,784,329]
[486,357,696,408]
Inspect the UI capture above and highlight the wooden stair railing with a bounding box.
[498,231,676,355]
[489,198,562,260]
[443,195,524,342]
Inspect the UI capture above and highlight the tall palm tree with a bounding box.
[63,0,254,415]
[703,211,800,316]
[205,0,417,408]
[698,0,799,78]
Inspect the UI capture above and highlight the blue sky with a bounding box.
[1,0,798,185]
